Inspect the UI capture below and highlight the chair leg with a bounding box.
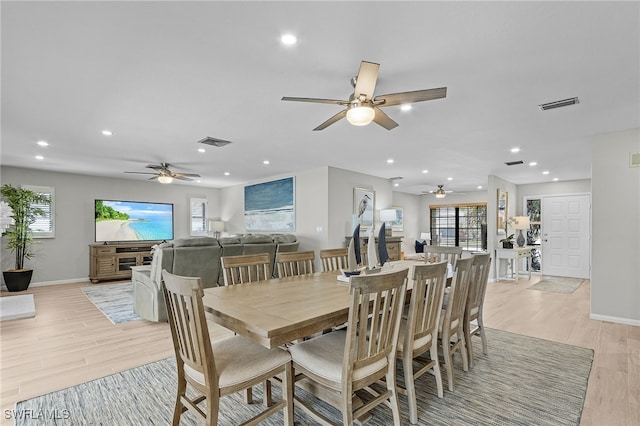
[282,362,294,426]
[464,324,475,369]
[205,387,218,426]
[478,315,488,355]
[263,380,272,407]
[244,387,253,404]
[442,336,455,392]
[402,354,418,425]
[386,361,402,426]
[430,344,444,398]
[459,328,469,372]
[172,373,187,426]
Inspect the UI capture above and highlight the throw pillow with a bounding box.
[415,240,427,253]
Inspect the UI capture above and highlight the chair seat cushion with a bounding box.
[289,330,388,385]
[397,318,432,353]
[184,335,290,389]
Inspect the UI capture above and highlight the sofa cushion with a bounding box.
[173,237,219,248]
[218,237,241,245]
[415,240,427,253]
[270,234,297,244]
[240,234,274,244]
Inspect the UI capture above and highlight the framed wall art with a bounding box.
[497,188,508,234]
[244,177,295,231]
[353,187,375,230]
[391,206,404,231]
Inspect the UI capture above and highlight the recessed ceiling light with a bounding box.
[393,183,399,187]
[511,147,520,153]
[263,160,270,165]
[422,169,429,174]
[224,172,230,176]
[387,159,394,164]
[477,185,483,189]
[196,180,201,183]
[37,140,48,147]
[35,155,44,160]
[101,130,112,136]
[447,177,453,181]
[542,170,550,175]
[197,148,206,153]
[529,161,537,166]
[400,104,412,112]
[281,34,297,45]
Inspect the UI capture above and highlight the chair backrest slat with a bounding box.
[423,245,463,267]
[320,248,349,272]
[276,250,316,278]
[221,253,271,285]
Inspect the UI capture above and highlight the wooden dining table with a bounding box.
[202,260,444,349]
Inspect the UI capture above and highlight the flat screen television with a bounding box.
[95,199,174,243]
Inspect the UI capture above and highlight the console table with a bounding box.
[89,242,155,283]
[344,236,403,263]
[495,247,532,282]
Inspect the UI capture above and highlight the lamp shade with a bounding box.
[209,220,225,232]
[346,104,375,126]
[157,175,173,184]
[511,216,530,230]
[380,209,396,222]
[420,232,431,241]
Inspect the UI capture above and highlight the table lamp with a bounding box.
[511,216,530,247]
[380,209,396,237]
[209,220,225,239]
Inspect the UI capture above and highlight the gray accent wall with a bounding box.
[591,128,640,324]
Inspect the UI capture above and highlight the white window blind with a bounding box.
[190,197,208,236]
[23,185,55,238]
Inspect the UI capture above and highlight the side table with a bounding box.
[495,247,532,282]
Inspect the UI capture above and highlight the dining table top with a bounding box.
[201,260,443,349]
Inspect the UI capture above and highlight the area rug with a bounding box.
[0,294,35,321]
[15,329,593,425]
[528,276,585,294]
[81,282,140,324]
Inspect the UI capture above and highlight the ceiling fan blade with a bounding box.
[146,164,168,170]
[173,175,194,181]
[313,109,348,131]
[281,97,345,105]
[374,87,447,107]
[173,173,200,178]
[124,171,158,175]
[353,61,380,101]
[148,176,159,181]
[373,108,399,130]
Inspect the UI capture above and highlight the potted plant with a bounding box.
[499,234,515,249]
[1,184,50,292]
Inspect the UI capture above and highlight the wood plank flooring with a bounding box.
[1,277,638,425]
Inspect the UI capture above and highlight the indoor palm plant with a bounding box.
[1,184,50,291]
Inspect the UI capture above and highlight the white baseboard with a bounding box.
[590,313,640,327]
[1,277,90,291]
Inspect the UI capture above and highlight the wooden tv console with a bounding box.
[89,242,156,283]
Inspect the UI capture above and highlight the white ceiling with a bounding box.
[2,1,639,195]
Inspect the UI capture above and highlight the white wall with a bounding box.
[517,179,591,214]
[591,128,640,324]
[392,191,421,255]
[1,166,220,284]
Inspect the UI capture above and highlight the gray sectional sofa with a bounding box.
[131,233,298,322]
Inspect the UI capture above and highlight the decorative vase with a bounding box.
[3,269,33,292]
[516,230,526,247]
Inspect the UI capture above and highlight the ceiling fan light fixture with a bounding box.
[346,103,375,126]
[435,185,446,198]
[157,175,173,184]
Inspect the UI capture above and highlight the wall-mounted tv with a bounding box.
[95,199,174,243]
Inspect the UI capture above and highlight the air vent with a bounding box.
[538,97,579,111]
[197,137,232,147]
[505,160,524,166]
[631,152,640,168]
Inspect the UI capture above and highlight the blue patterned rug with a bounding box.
[15,329,593,425]
[81,282,140,324]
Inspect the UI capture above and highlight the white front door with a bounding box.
[541,195,590,278]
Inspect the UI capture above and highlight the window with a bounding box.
[190,197,208,236]
[23,185,55,238]
[430,203,487,251]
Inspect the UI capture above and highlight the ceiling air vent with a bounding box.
[197,136,232,147]
[631,152,640,168]
[505,160,524,166]
[538,97,579,111]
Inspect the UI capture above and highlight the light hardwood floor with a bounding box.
[1,277,638,425]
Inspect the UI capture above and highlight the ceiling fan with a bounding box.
[124,163,200,184]
[423,185,451,198]
[282,60,446,131]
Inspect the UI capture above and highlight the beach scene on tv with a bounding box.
[95,200,174,242]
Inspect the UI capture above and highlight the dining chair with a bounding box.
[319,247,349,272]
[161,270,294,426]
[464,252,492,368]
[288,268,408,425]
[438,256,473,392]
[276,250,315,278]
[396,261,448,424]
[221,253,271,286]
[423,245,463,268]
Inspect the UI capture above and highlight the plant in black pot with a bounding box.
[499,234,515,249]
[1,184,50,292]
